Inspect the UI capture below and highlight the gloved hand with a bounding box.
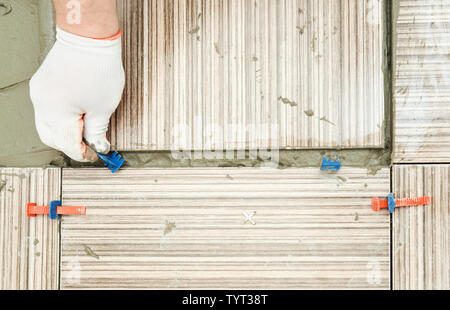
[29,26,125,162]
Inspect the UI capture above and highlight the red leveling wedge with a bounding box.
[372,194,431,213]
[27,200,86,220]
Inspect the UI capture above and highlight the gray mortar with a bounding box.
[0,0,59,167]
[64,148,391,173]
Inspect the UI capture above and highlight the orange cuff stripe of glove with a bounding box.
[88,29,122,41]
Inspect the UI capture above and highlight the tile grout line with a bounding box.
[387,0,394,290]
[57,167,62,291]
[394,162,450,166]
[390,165,393,290]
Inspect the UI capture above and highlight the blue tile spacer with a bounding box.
[320,157,341,171]
[97,152,125,173]
[388,193,396,214]
[49,200,62,220]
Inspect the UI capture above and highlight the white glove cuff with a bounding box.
[56,26,122,53]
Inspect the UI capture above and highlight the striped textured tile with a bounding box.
[393,0,450,163]
[393,165,450,290]
[61,168,390,290]
[0,168,60,290]
[110,0,385,151]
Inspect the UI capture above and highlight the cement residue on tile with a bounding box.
[164,220,176,236]
[304,110,315,117]
[83,245,100,260]
[278,96,297,107]
[0,180,6,192]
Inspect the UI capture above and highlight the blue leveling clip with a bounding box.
[49,200,62,220]
[97,152,125,173]
[320,157,341,171]
[388,193,396,214]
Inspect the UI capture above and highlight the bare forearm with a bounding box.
[53,0,119,38]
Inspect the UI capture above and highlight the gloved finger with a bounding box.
[83,113,112,154]
[52,115,99,163]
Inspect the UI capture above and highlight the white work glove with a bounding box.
[30,26,125,162]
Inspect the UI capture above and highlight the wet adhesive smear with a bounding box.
[0,2,12,16]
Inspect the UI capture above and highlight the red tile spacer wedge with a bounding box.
[372,196,431,212]
[395,197,431,208]
[27,203,86,218]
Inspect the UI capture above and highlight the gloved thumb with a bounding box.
[49,115,98,163]
[83,113,112,154]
